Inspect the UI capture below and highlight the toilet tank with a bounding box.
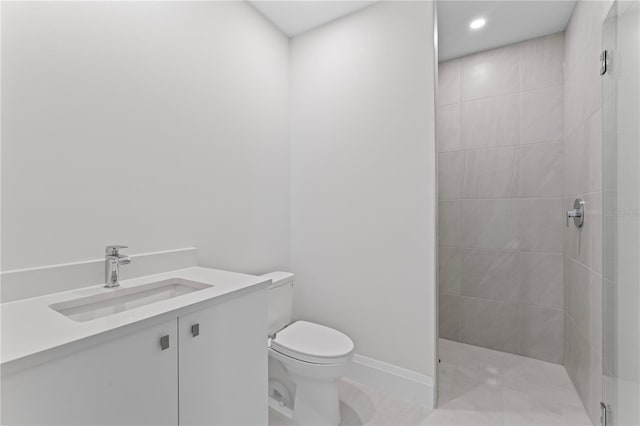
[261,272,294,335]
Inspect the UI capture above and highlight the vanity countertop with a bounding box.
[1,267,269,366]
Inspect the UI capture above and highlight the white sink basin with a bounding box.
[50,279,213,322]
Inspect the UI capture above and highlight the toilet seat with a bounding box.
[271,321,354,365]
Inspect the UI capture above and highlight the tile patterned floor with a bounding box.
[423,339,592,426]
[270,338,592,426]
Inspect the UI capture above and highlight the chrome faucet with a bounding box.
[105,245,131,288]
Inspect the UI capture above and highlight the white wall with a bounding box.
[1,2,290,273]
[290,1,437,378]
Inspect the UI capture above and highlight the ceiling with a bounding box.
[438,1,576,61]
[250,1,576,61]
[249,1,376,37]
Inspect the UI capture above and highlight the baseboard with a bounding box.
[346,354,435,409]
[1,247,198,303]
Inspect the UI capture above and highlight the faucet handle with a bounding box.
[105,245,128,256]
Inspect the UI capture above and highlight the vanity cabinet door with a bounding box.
[1,319,178,426]
[178,289,268,425]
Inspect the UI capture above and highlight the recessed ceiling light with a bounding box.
[469,18,486,30]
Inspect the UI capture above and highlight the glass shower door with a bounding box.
[602,1,640,425]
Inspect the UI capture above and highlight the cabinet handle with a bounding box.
[191,323,200,337]
[160,335,170,350]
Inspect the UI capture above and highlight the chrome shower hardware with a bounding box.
[566,199,585,228]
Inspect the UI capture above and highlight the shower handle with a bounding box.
[566,199,585,228]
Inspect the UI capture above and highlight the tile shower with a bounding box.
[438,32,566,364]
[563,1,611,424]
[438,4,611,422]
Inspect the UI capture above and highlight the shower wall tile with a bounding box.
[438,59,460,106]
[563,70,586,137]
[461,199,519,250]
[565,317,592,410]
[439,246,461,295]
[461,95,519,149]
[461,249,519,302]
[590,193,603,274]
[518,143,563,197]
[588,351,603,424]
[438,33,567,366]
[590,270,603,360]
[568,258,592,342]
[588,109,603,192]
[437,103,461,152]
[563,123,590,196]
[519,32,565,92]
[438,152,463,199]
[439,200,460,247]
[579,192,596,268]
[519,251,564,309]
[462,147,518,198]
[518,304,564,364]
[617,73,640,135]
[439,293,461,340]
[518,198,564,252]
[461,45,519,101]
[519,86,564,145]
[459,296,519,353]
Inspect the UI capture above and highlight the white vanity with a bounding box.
[1,267,269,425]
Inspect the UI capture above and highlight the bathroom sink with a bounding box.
[50,279,213,322]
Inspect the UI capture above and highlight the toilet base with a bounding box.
[291,374,341,426]
[268,348,352,426]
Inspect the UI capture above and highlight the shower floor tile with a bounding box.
[269,338,592,426]
[423,339,592,426]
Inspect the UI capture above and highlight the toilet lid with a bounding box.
[271,321,354,364]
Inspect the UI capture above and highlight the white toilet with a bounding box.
[263,272,354,426]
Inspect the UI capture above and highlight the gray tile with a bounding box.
[568,258,592,340]
[430,339,592,426]
[518,198,563,252]
[519,251,564,309]
[519,32,564,92]
[590,192,603,274]
[519,86,564,145]
[563,196,576,258]
[564,312,572,374]
[459,296,519,354]
[588,109,603,193]
[518,304,564,364]
[461,45,519,101]
[462,147,518,198]
[461,95,519,149]
[437,104,461,153]
[588,351,603,425]
[439,246,461,295]
[518,143,563,198]
[573,192,597,269]
[590,271,603,359]
[564,41,602,138]
[439,293,461,341]
[438,59,460,106]
[617,69,640,136]
[566,318,592,408]
[563,123,589,195]
[438,152,463,200]
[439,200,460,246]
[564,254,572,314]
[602,278,615,376]
[461,249,519,302]
[461,199,519,250]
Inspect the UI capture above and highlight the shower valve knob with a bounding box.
[566,199,585,228]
